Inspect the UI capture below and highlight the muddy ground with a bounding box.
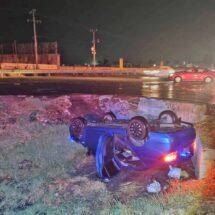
[0,95,214,215]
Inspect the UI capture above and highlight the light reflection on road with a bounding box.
[0,77,215,104]
[141,81,214,104]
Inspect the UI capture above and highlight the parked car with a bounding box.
[69,111,196,181]
[169,68,215,83]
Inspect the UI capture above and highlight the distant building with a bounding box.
[0,42,60,66]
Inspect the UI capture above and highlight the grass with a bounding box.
[0,122,89,214]
[0,119,214,214]
[101,179,202,215]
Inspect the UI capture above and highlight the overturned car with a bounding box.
[69,110,196,181]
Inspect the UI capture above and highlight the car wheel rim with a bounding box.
[175,77,181,82]
[104,115,113,121]
[103,112,116,122]
[158,110,178,124]
[160,114,173,123]
[129,120,146,139]
[205,77,212,83]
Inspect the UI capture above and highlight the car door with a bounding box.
[183,69,195,80]
[96,135,120,179]
[193,69,204,80]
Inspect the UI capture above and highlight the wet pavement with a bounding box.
[0,77,214,104]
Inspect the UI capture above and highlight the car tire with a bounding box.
[158,110,179,124]
[204,77,212,83]
[103,112,116,122]
[127,116,148,147]
[69,117,86,141]
[174,76,182,83]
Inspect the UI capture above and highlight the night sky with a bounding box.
[0,0,215,65]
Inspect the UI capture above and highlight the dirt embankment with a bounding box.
[0,95,214,215]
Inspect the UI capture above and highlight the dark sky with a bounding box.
[0,0,215,65]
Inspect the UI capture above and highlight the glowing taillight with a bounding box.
[163,151,177,162]
[192,140,197,152]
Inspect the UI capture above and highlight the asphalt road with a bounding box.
[0,76,215,104]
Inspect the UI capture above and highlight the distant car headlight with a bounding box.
[168,70,175,74]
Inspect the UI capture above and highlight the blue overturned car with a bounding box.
[69,110,196,181]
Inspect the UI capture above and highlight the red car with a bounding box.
[169,68,215,83]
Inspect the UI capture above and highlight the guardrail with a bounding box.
[0,68,145,78]
[0,66,174,78]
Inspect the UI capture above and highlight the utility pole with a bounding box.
[13,40,18,63]
[27,9,42,69]
[90,29,98,67]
